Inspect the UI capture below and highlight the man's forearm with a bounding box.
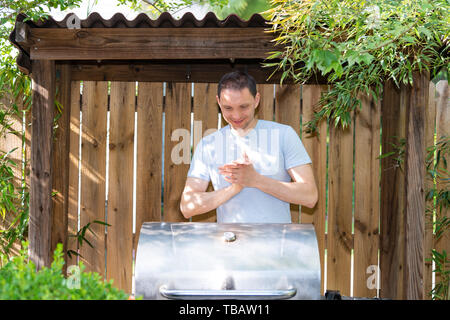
[254,175,317,208]
[180,184,241,219]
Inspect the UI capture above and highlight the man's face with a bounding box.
[216,87,260,131]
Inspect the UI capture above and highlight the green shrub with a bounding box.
[0,242,135,300]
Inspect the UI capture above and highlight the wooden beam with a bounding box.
[30,60,56,269]
[28,28,276,60]
[66,61,328,84]
[14,21,31,47]
[51,64,71,273]
[404,71,428,300]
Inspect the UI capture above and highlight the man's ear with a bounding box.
[254,92,261,109]
[216,95,221,109]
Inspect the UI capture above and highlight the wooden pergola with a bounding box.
[9,11,435,299]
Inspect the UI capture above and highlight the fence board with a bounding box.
[301,85,328,294]
[29,59,55,269]
[134,82,163,251]
[299,85,315,225]
[353,93,381,298]
[424,81,436,299]
[275,85,301,223]
[106,81,135,293]
[79,81,108,275]
[13,72,443,297]
[257,84,274,121]
[191,83,219,222]
[67,81,80,267]
[404,72,428,300]
[380,80,407,299]
[163,82,191,222]
[435,80,449,288]
[327,121,353,296]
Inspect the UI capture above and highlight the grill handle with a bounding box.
[159,286,297,300]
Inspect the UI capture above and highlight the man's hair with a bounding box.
[217,71,257,99]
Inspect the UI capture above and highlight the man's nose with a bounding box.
[231,111,242,120]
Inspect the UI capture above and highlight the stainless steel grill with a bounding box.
[135,222,321,300]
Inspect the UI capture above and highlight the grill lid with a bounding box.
[135,222,321,300]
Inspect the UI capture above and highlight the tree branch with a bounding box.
[140,0,163,14]
[171,5,195,16]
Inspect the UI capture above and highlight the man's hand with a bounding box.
[180,177,244,219]
[218,152,261,189]
[218,153,318,208]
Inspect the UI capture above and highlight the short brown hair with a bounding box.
[217,71,257,99]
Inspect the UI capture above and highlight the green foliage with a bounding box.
[0,242,134,299]
[116,0,270,20]
[263,0,449,132]
[429,249,449,300]
[0,0,88,258]
[378,136,406,170]
[426,135,449,300]
[116,0,229,17]
[426,136,450,220]
[211,0,271,20]
[1,0,85,94]
[0,148,29,257]
[379,134,449,299]
[67,220,111,260]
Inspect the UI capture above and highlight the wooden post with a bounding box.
[404,71,428,299]
[30,60,56,269]
[51,64,72,272]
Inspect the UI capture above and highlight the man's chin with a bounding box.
[230,125,247,132]
[229,119,249,129]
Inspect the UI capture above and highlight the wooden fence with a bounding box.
[0,90,29,259]
[0,79,448,299]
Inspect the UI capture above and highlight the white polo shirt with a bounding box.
[187,119,311,223]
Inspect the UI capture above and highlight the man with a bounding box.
[180,71,318,223]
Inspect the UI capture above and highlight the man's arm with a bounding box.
[179,177,243,219]
[254,164,318,208]
[219,160,318,208]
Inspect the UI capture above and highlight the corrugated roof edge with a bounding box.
[9,11,270,75]
[22,11,269,28]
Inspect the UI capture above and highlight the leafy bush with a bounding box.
[426,136,449,300]
[0,242,134,300]
[263,0,449,132]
